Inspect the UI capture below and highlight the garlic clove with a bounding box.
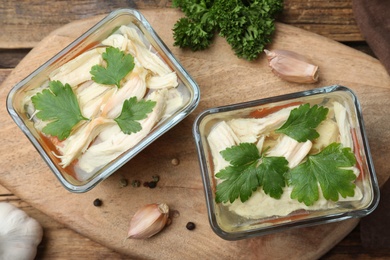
[264,49,319,83]
[127,203,169,239]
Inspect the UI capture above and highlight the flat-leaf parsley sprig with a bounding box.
[114,97,156,134]
[287,142,357,206]
[215,143,289,203]
[276,103,329,142]
[31,80,88,141]
[90,46,135,88]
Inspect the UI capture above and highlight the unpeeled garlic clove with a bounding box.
[264,49,319,83]
[127,203,169,239]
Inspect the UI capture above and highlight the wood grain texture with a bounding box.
[280,0,363,41]
[0,0,362,49]
[1,8,389,259]
[0,49,31,68]
[0,0,168,48]
[0,69,12,83]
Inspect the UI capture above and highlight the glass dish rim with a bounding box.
[192,85,380,240]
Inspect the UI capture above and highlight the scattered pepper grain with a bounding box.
[131,180,141,187]
[93,198,102,207]
[148,181,157,189]
[170,210,180,218]
[171,158,180,166]
[186,222,196,230]
[119,178,128,187]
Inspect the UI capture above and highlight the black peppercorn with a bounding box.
[93,198,102,207]
[148,181,157,189]
[186,222,196,230]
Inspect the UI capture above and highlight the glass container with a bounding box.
[7,9,200,193]
[193,85,379,240]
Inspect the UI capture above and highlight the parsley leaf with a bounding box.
[31,80,88,141]
[215,143,289,203]
[257,157,289,199]
[287,142,357,206]
[114,97,156,135]
[90,47,135,88]
[220,142,261,167]
[216,164,260,203]
[276,104,329,142]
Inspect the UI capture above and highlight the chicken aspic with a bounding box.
[24,24,184,181]
[207,101,364,219]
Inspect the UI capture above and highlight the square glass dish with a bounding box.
[193,85,379,240]
[6,9,200,193]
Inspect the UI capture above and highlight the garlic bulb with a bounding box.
[127,203,169,239]
[264,49,319,83]
[0,202,43,260]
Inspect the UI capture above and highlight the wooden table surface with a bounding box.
[1,1,389,259]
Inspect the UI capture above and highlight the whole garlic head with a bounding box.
[0,202,43,260]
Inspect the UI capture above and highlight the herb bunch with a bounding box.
[172,0,284,61]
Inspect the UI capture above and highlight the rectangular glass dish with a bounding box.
[193,85,379,240]
[7,9,200,193]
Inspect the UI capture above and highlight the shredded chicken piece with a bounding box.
[76,81,115,118]
[227,106,297,143]
[49,48,103,87]
[100,64,147,119]
[333,102,353,149]
[57,117,115,167]
[119,26,172,76]
[119,25,147,47]
[102,34,128,51]
[161,88,184,119]
[74,89,167,180]
[146,72,178,89]
[256,135,265,152]
[207,121,240,175]
[267,134,312,168]
[311,118,338,153]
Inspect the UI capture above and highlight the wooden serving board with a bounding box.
[1,8,390,259]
